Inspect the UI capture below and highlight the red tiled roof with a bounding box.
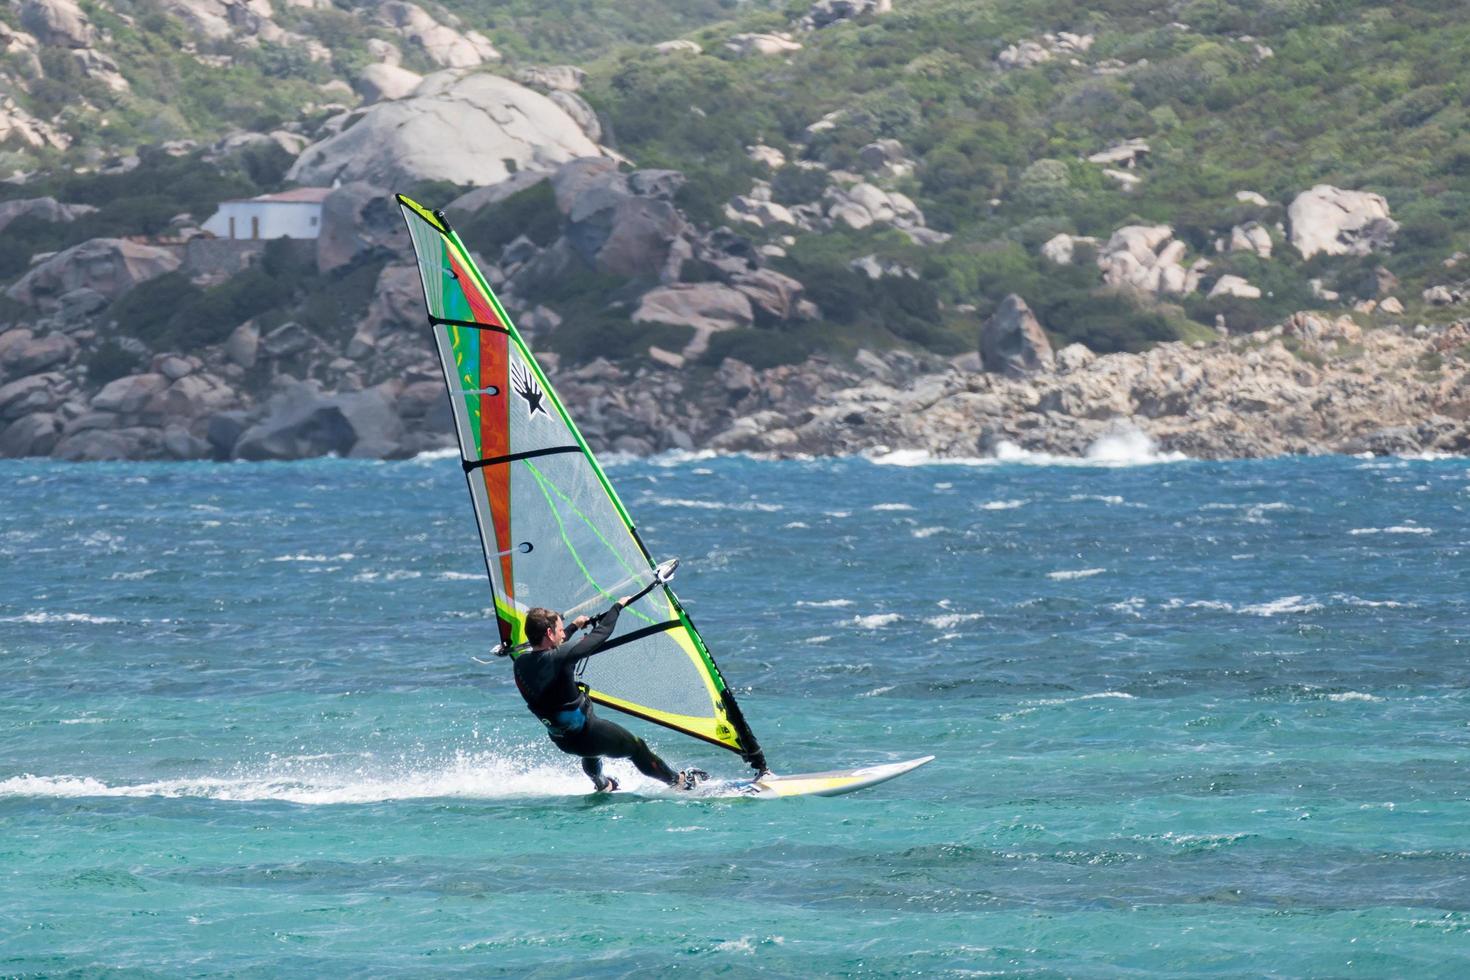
[223,187,334,204]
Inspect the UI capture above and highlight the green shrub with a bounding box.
[457,181,561,254]
[85,340,144,387]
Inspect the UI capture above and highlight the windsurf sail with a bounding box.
[396,194,766,772]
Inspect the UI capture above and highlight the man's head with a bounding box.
[525,606,563,648]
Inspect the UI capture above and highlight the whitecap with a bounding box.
[1239,595,1322,616]
[437,571,481,581]
[852,613,901,628]
[271,553,356,562]
[1047,568,1106,581]
[782,521,810,529]
[926,612,984,629]
[980,499,1026,510]
[650,497,782,512]
[1,611,120,624]
[410,448,460,462]
[912,527,945,538]
[868,449,990,467]
[1327,691,1383,702]
[1068,494,1124,505]
[796,599,853,608]
[805,635,832,644]
[1349,526,1433,536]
[858,686,895,698]
[109,569,157,581]
[871,503,915,511]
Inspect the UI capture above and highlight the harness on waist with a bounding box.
[540,703,587,737]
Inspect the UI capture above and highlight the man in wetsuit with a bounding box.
[512,599,704,792]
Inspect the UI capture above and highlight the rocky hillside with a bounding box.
[0,0,1468,460]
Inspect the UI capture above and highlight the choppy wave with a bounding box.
[852,613,902,628]
[1349,526,1434,535]
[1239,595,1324,616]
[981,499,1027,510]
[1,611,120,624]
[650,497,783,512]
[270,553,356,562]
[1047,568,1107,581]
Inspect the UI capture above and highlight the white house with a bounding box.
[201,187,333,240]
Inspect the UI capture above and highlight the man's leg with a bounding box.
[581,756,616,792]
[563,714,678,785]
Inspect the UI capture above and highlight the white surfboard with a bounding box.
[704,755,935,799]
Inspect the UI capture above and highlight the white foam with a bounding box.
[1327,691,1384,702]
[926,612,984,629]
[796,599,853,608]
[852,613,902,628]
[782,521,810,529]
[871,503,915,511]
[858,686,895,698]
[1068,494,1125,505]
[0,751,634,805]
[805,635,832,644]
[1047,568,1106,581]
[1239,595,1323,616]
[651,497,783,512]
[912,527,945,538]
[1349,526,1434,536]
[644,449,720,468]
[1,611,120,624]
[868,449,990,467]
[108,569,157,581]
[980,499,1026,510]
[410,448,460,462]
[437,571,481,581]
[270,553,356,563]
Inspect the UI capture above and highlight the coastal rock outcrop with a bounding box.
[286,71,603,189]
[6,238,181,312]
[980,295,1054,377]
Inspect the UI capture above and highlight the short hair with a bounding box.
[524,607,561,646]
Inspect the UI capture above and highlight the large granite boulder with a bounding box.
[373,1,498,68]
[316,182,405,273]
[549,159,693,282]
[19,0,94,47]
[287,71,599,189]
[0,411,61,457]
[0,329,76,380]
[980,294,1054,377]
[6,238,181,312]
[0,196,97,234]
[233,381,407,460]
[0,372,66,419]
[1096,224,1206,297]
[1288,184,1398,260]
[355,63,423,104]
[633,283,753,357]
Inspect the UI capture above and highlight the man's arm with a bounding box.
[551,597,632,666]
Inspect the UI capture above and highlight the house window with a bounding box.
[504,158,518,174]
[310,216,318,226]
[251,215,260,239]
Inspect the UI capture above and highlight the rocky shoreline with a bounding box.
[2,303,1466,463]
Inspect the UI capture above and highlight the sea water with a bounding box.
[2,450,1467,976]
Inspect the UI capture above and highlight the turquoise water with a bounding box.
[3,450,1468,976]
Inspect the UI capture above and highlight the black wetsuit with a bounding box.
[512,605,677,789]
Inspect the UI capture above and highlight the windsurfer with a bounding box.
[510,601,705,792]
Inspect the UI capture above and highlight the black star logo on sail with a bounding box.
[510,358,549,419]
